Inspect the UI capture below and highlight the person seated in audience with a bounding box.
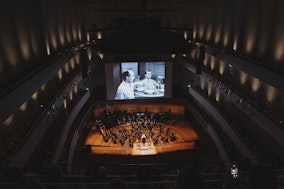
[175,165,205,189]
[105,179,128,189]
[21,177,45,189]
[248,164,278,189]
[135,166,153,189]
[92,166,107,183]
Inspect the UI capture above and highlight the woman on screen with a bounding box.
[115,70,135,100]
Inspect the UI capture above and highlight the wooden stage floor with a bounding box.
[84,116,199,156]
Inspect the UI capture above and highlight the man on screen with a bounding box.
[141,70,160,90]
[115,70,135,100]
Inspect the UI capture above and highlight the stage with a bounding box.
[84,115,198,156]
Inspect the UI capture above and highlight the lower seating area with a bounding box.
[0,156,227,189]
[0,160,282,189]
[0,93,283,189]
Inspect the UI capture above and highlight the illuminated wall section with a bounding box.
[22,13,41,60]
[208,81,213,96]
[78,27,82,41]
[69,91,73,101]
[183,31,188,40]
[204,55,210,67]
[57,69,63,80]
[239,70,248,85]
[222,27,230,48]
[243,1,258,54]
[58,24,66,47]
[256,1,272,56]
[74,85,78,94]
[193,30,197,40]
[86,32,90,42]
[3,115,14,126]
[272,0,284,62]
[57,5,67,47]
[97,31,102,40]
[19,102,27,112]
[64,3,74,44]
[233,35,238,51]
[210,1,224,44]
[232,0,245,52]
[87,49,93,61]
[44,1,60,53]
[66,22,72,43]
[273,33,284,61]
[191,1,201,40]
[15,15,32,61]
[45,37,51,55]
[251,77,261,93]
[221,1,234,48]
[49,20,58,51]
[198,5,206,39]
[75,54,80,65]
[205,1,213,41]
[70,59,75,70]
[29,19,40,57]
[41,1,53,55]
[72,19,78,42]
[2,20,19,68]
[215,88,220,102]
[64,63,70,74]
[210,57,216,71]
[41,84,46,91]
[218,60,225,75]
[200,77,206,91]
[32,91,38,100]
[265,85,277,103]
[64,99,67,109]
[214,23,222,44]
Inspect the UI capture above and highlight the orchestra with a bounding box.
[96,110,177,148]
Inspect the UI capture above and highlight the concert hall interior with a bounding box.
[0,0,284,188]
